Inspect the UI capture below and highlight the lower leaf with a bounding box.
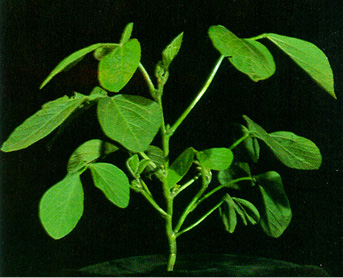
[39,173,84,240]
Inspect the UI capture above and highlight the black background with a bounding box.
[1,0,342,276]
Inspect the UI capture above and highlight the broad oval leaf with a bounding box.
[265,33,336,98]
[39,173,84,239]
[40,43,103,89]
[255,171,292,238]
[89,162,130,208]
[97,95,162,152]
[208,25,275,81]
[167,147,195,188]
[98,39,141,92]
[196,148,234,171]
[67,139,119,173]
[243,115,322,170]
[1,94,87,152]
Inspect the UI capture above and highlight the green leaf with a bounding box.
[243,115,322,170]
[162,32,184,69]
[89,162,130,208]
[88,86,109,101]
[39,173,84,239]
[167,147,195,188]
[145,145,165,167]
[240,125,260,163]
[136,159,152,175]
[208,25,275,81]
[93,45,118,61]
[232,197,260,225]
[120,22,134,45]
[265,33,336,98]
[67,139,119,174]
[219,194,237,233]
[40,43,103,89]
[97,95,162,152]
[1,93,87,152]
[127,154,140,176]
[255,171,292,238]
[98,39,141,92]
[196,148,234,171]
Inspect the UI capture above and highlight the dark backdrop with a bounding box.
[1,0,342,276]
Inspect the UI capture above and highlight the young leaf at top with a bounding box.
[162,32,184,69]
[255,171,292,238]
[67,139,119,174]
[196,148,234,171]
[167,147,195,188]
[89,162,130,208]
[39,173,84,240]
[120,22,134,45]
[155,32,184,87]
[265,33,336,98]
[1,93,87,152]
[40,43,103,89]
[208,25,276,81]
[243,115,322,170]
[97,95,162,152]
[98,39,141,92]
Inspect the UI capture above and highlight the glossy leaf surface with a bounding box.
[89,162,130,208]
[1,93,87,152]
[196,148,233,171]
[255,171,292,238]
[265,33,336,98]
[98,39,141,92]
[39,173,84,239]
[40,43,103,89]
[208,25,275,81]
[97,95,162,152]
[167,147,195,188]
[243,115,322,170]
[67,139,118,173]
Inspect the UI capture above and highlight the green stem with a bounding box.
[197,177,254,205]
[248,33,267,41]
[229,134,250,150]
[177,200,224,237]
[138,63,157,98]
[131,186,168,218]
[172,173,201,197]
[174,166,210,233]
[169,55,225,136]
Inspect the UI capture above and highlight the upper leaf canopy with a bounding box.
[98,39,141,92]
[208,25,276,81]
[265,33,336,98]
[1,93,87,152]
[97,95,162,152]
